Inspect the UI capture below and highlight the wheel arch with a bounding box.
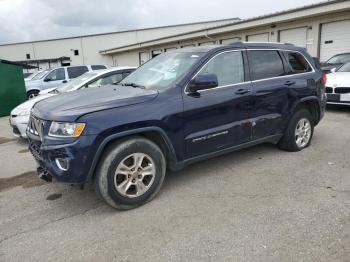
[291,97,322,126]
[87,127,177,181]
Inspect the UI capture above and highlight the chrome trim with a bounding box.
[184,48,315,94]
[55,158,69,171]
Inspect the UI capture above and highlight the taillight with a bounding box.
[322,73,327,86]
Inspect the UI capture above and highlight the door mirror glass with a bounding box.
[188,74,218,92]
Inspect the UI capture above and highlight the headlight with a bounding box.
[48,122,86,138]
[16,107,31,116]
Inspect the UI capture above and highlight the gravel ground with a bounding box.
[0,106,350,262]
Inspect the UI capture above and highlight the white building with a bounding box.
[0,18,239,71]
[1,0,350,70]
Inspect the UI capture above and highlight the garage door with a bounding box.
[279,27,307,48]
[320,20,350,62]
[247,33,269,42]
[221,37,241,44]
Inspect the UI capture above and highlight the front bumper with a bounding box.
[326,91,350,105]
[9,115,29,138]
[28,132,102,184]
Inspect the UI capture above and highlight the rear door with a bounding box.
[182,50,253,158]
[248,50,289,140]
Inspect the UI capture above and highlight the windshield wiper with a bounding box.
[121,82,145,89]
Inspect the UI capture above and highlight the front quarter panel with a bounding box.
[79,86,185,162]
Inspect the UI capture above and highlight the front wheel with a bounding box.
[278,109,314,152]
[27,90,39,99]
[94,137,166,210]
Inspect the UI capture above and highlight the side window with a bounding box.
[91,65,107,70]
[45,68,65,81]
[198,51,244,86]
[286,52,312,74]
[248,50,285,80]
[67,66,89,79]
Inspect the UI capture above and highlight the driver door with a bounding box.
[182,50,253,159]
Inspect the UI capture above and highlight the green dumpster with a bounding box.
[0,60,27,117]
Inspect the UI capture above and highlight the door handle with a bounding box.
[235,88,250,95]
[284,80,295,86]
[62,80,67,83]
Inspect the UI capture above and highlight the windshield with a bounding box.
[31,69,50,80]
[327,54,350,65]
[337,62,350,72]
[56,71,99,93]
[120,52,204,90]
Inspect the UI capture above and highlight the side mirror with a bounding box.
[44,77,51,82]
[188,74,218,92]
[330,68,337,73]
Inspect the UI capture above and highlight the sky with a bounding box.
[0,0,324,45]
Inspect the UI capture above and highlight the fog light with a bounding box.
[55,158,69,171]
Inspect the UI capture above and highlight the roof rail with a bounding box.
[242,41,295,45]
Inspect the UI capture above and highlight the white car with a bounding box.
[10,67,136,138]
[325,62,350,106]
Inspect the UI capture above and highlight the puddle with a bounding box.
[18,149,29,153]
[0,137,16,145]
[46,193,62,201]
[0,171,45,192]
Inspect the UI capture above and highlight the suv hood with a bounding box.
[32,85,158,121]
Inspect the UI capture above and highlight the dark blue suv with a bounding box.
[27,42,326,209]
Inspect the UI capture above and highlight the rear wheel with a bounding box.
[278,109,314,152]
[27,90,39,99]
[94,137,166,210]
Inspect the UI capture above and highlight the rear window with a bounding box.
[91,65,107,70]
[248,50,285,81]
[286,52,312,74]
[67,66,89,79]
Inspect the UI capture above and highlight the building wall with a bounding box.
[108,10,350,66]
[0,19,238,70]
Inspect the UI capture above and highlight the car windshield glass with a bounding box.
[31,70,50,80]
[337,62,350,72]
[56,71,99,92]
[327,54,350,64]
[119,52,204,90]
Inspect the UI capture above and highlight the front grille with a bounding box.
[335,87,350,94]
[27,115,44,140]
[325,87,333,94]
[29,141,43,162]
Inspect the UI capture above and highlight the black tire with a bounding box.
[27,90,39,99]
[94,137,166,210]
[278,109,314,152]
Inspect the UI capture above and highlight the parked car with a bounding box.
[10,67,135,138]
[27,43,326,209]
[321,53,350,73]
[25,64,108,99]
[324,62,350,105]
[25,69,49,82]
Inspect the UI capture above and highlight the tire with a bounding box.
[278,109,314,152]
[27,90,39,99]
[94,137,166,210]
